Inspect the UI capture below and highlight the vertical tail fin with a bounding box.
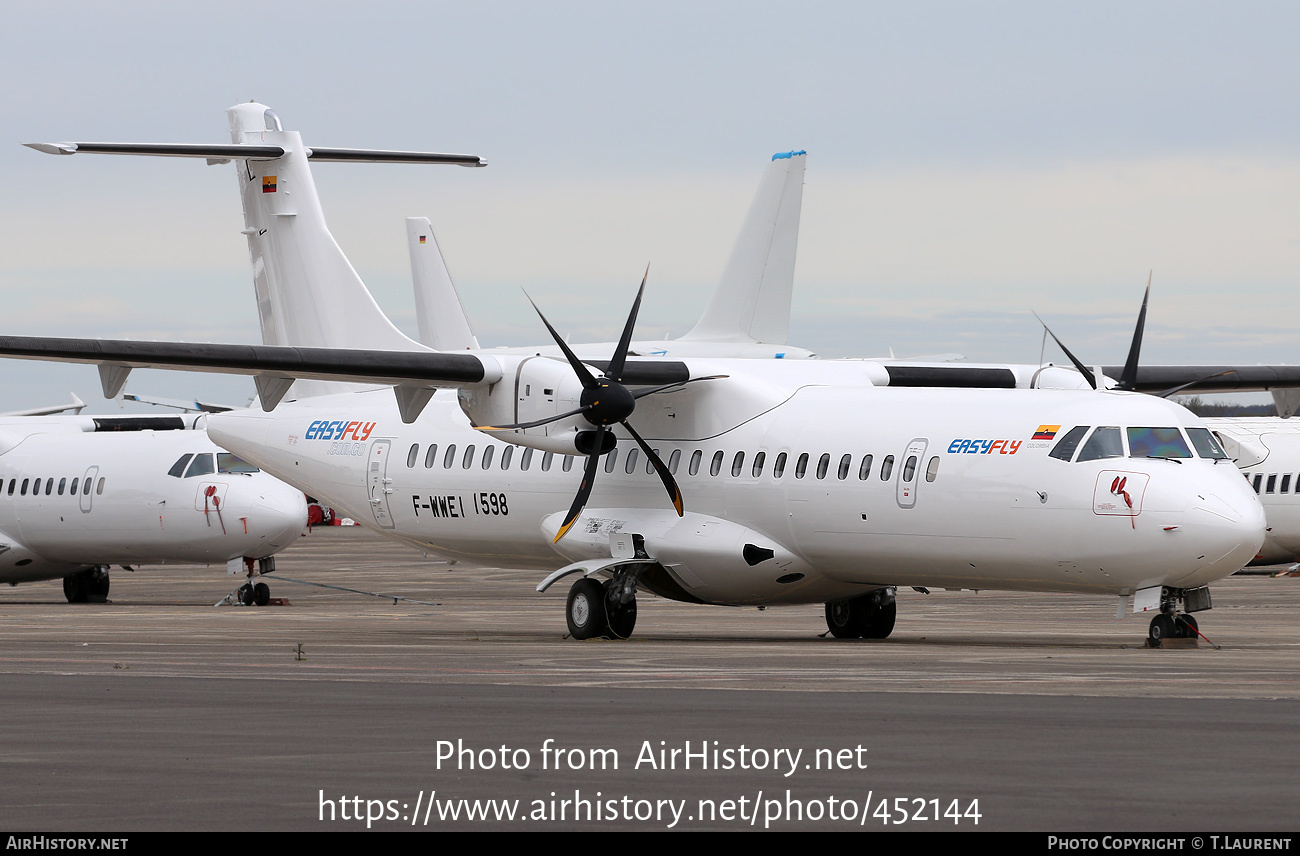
[406,217,480,350]
[680,151,806,344]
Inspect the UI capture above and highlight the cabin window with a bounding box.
[1252,473,1263,493]
[880,455,895,481]
[564,455,575,472]
[97,477,105,495]
[1048,426,1090,462]
[168,454,193,478]
[481,446,495,469]
[774,452,787,478]
[816,454,830,479]
[463,446,476,469]
[858,455,873,480]
[709,451,723,477]
[542,452,554,472]
[83,478,93,496]
[407,444,419,468]
[20,478,28,496]
[1127,427,1192,459]
[688,450,702,476]
[1266,474,1277,494]
[668,449,681,474]
[185,454,215,478]
[902,455,918,483]
[646,451,656,475]
[837,454,851,480]
[731,452,745,477]
[58,478,66,496]
[5,479,13,496]
[444,444,458,469]
[425,444,439,468]
[605,449,618,474]
[500,446,513,470]
[752,451,766,477]
[520,448,533,471]
[626,449,640,474]
[1283,474,1292,494]
[45,479,54,496]
[1187,427,1229,459]
[926,456,940,482]
[795,453,809,479]
[1077,427,1124,462]
[69,478,78,496]
[218,453,259,474]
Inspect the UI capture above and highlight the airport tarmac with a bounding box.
[2,527,1298,831]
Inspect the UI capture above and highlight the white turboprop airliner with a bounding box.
[3,103,1268,647]
[0,414,308,603]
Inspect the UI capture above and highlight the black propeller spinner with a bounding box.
[479,266,690,543]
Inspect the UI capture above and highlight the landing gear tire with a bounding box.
[566,578,608,640]
[825,598,866,639]
[602,580,637,640]
[239,583,256,606]
[1177,613,1199,639]
[87,568,110,602]
[862,600,897,639]
[253,582,271,607]
[63,574,88,604]
[1148,613,1177,647]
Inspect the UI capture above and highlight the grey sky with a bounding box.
[1,1,1297,409]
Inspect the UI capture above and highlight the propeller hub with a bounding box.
[581,381,635,426]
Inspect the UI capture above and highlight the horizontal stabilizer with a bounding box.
[24,142,486,166]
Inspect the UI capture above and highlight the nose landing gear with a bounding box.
[1146,586,1209,648]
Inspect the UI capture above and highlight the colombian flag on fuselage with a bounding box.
[1033,425,1060,441]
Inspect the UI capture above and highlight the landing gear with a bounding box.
[825,587,897,639]
[63,566,110,604]
[1146,586,1209,647]
[565,572,640,640]
[232,557,277,606]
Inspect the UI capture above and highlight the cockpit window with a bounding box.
[217,453,260,474]
[1127,427,1192,459]
[168,454,193,478]
[1077,427,1124,462]
[1186,427,1229,459]
[1048,426,1090,462]
[184,453,215,478]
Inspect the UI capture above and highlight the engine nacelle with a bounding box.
[457,355,597,455]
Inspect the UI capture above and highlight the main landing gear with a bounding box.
[825,587,897,639]
[566,571,638,640]
[1146,586,1208,648]
[63,565,110,603]
[234,557,275,607]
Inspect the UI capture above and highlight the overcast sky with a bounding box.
[1,1,1297,409]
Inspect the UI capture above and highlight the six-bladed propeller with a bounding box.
[478,266,698,542]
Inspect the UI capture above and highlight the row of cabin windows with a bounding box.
[3,476,106,497]
[1246,473,1300,495]
[405,442,941,484]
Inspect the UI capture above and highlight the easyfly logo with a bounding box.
[305,420,376,441]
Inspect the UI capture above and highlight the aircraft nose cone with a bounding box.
[1179,483,1267,585]
[255,485,309,551]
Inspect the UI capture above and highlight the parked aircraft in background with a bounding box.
[0,103,1269,647]
[0,413,307,603]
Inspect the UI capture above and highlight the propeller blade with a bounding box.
[473,404,592,432]
[525,292,599,390]
[607,264,648,383]
[621,420,684,516]
[1158,370,1238,399]
[1118,273,1151,391]
[629,374,729,401]
[1033,312,1097,390]
[554,427,605,543]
